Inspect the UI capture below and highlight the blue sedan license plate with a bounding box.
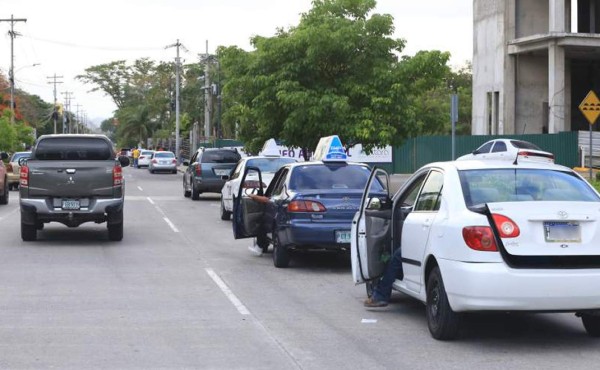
[62,200,80,210]
[335,230,351,243]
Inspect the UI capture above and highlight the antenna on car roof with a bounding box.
[513,151,519,165]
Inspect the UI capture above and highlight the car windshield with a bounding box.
[201,150,240,163]
[289,164,384,191]
[154,152,175,158]
[246,157,296,173]
[511,140,542,150]
[10,152,30,162]
[459,168,600,206]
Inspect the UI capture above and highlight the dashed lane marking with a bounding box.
[205,268,250,315]
[163,217,179,233]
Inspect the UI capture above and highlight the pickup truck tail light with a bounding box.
[288,200,326,213]
[20,165,29,187]
[113,165,123,186]
[462,226,498,251]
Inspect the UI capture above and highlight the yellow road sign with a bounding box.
[579,90,600,125]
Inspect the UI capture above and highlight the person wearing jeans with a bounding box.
[364,247,404,307]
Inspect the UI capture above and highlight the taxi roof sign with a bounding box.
[312,135,347,162]
[259,138,280,157]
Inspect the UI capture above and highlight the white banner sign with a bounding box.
[228,144,392,163]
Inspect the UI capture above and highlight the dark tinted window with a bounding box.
[511,140,542,150]
[475,141,493,154]
[491,141,507,152]
[35,138,113,160]
[289,164,383,191]
[247,157,296,172]
[201,150,241,163]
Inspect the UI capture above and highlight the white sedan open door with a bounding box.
[351,167,392,284]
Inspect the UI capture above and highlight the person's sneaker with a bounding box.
[248,243,263,256]
[363,297,388,308]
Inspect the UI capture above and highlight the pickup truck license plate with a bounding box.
[544,221,580,242]
[335,230,351,243]
[62,200,80,210]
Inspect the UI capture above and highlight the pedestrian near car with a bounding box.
[363,247,403,307]
[132,148,140,168]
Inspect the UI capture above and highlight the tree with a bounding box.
[219,0,452,156]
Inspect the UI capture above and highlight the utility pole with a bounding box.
[0,15,27,124]
[61,91,74,133]
[166,39,187,163]
[204,40,212,140]
[47,74,64,134]
[74,104,82,134]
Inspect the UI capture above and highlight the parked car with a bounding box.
[183,148,241,200]
[352,158,600,340]
[232,135,386,268]
[148,151,177,174]
[220,140,296,220]
[457,139,554,163]
[0,152,8,205]
[137,150,155,168]
[7,151,31,190]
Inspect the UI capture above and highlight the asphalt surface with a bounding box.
[0,167,599,369]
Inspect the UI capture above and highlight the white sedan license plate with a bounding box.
[544,221,581,242]
[215,169,230,176]
[62,200,80,210]
[335,230,351,243]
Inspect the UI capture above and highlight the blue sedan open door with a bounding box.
[351,167,392,285]
[232,166,265,239]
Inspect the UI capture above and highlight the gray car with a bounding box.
[149,151,177,174]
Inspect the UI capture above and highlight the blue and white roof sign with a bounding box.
[312,135,347,162]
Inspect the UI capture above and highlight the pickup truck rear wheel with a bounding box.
[108,222,123,241]
[21,222,37,241]
[0,178,8,204]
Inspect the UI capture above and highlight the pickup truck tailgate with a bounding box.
[26,160,116,197]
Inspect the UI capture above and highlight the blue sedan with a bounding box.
[232,161,387,267]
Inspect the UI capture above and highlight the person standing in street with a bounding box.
[132,148,140,168]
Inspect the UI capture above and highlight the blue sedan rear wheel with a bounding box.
[272,231,290,268]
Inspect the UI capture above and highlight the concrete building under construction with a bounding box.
[473,0,600,135]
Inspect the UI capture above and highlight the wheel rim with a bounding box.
[429,281,440,319]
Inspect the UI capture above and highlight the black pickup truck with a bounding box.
[19,134,130,241]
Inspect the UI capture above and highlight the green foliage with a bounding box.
[0,111,17,151]
[219,0,458,155]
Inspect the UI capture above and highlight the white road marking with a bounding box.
[361,319,378,324]
[137,186,143,191]
[205,268,250,316]
[163,217,179,233]
[146,197,155,205]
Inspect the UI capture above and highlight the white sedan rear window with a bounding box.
[459,169,599,206]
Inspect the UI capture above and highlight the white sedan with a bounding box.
[352,159,600,340]
[220,156,297,220]
[457,138,554,163]
[137,150,155,168]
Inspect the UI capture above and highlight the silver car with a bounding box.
[149,151,177,174]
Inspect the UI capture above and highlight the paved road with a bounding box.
[0,168,599,369]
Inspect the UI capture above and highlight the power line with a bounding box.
[47,74,63,134]
[22,34,166,52]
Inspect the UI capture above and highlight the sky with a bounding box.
[1,0,472,127]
